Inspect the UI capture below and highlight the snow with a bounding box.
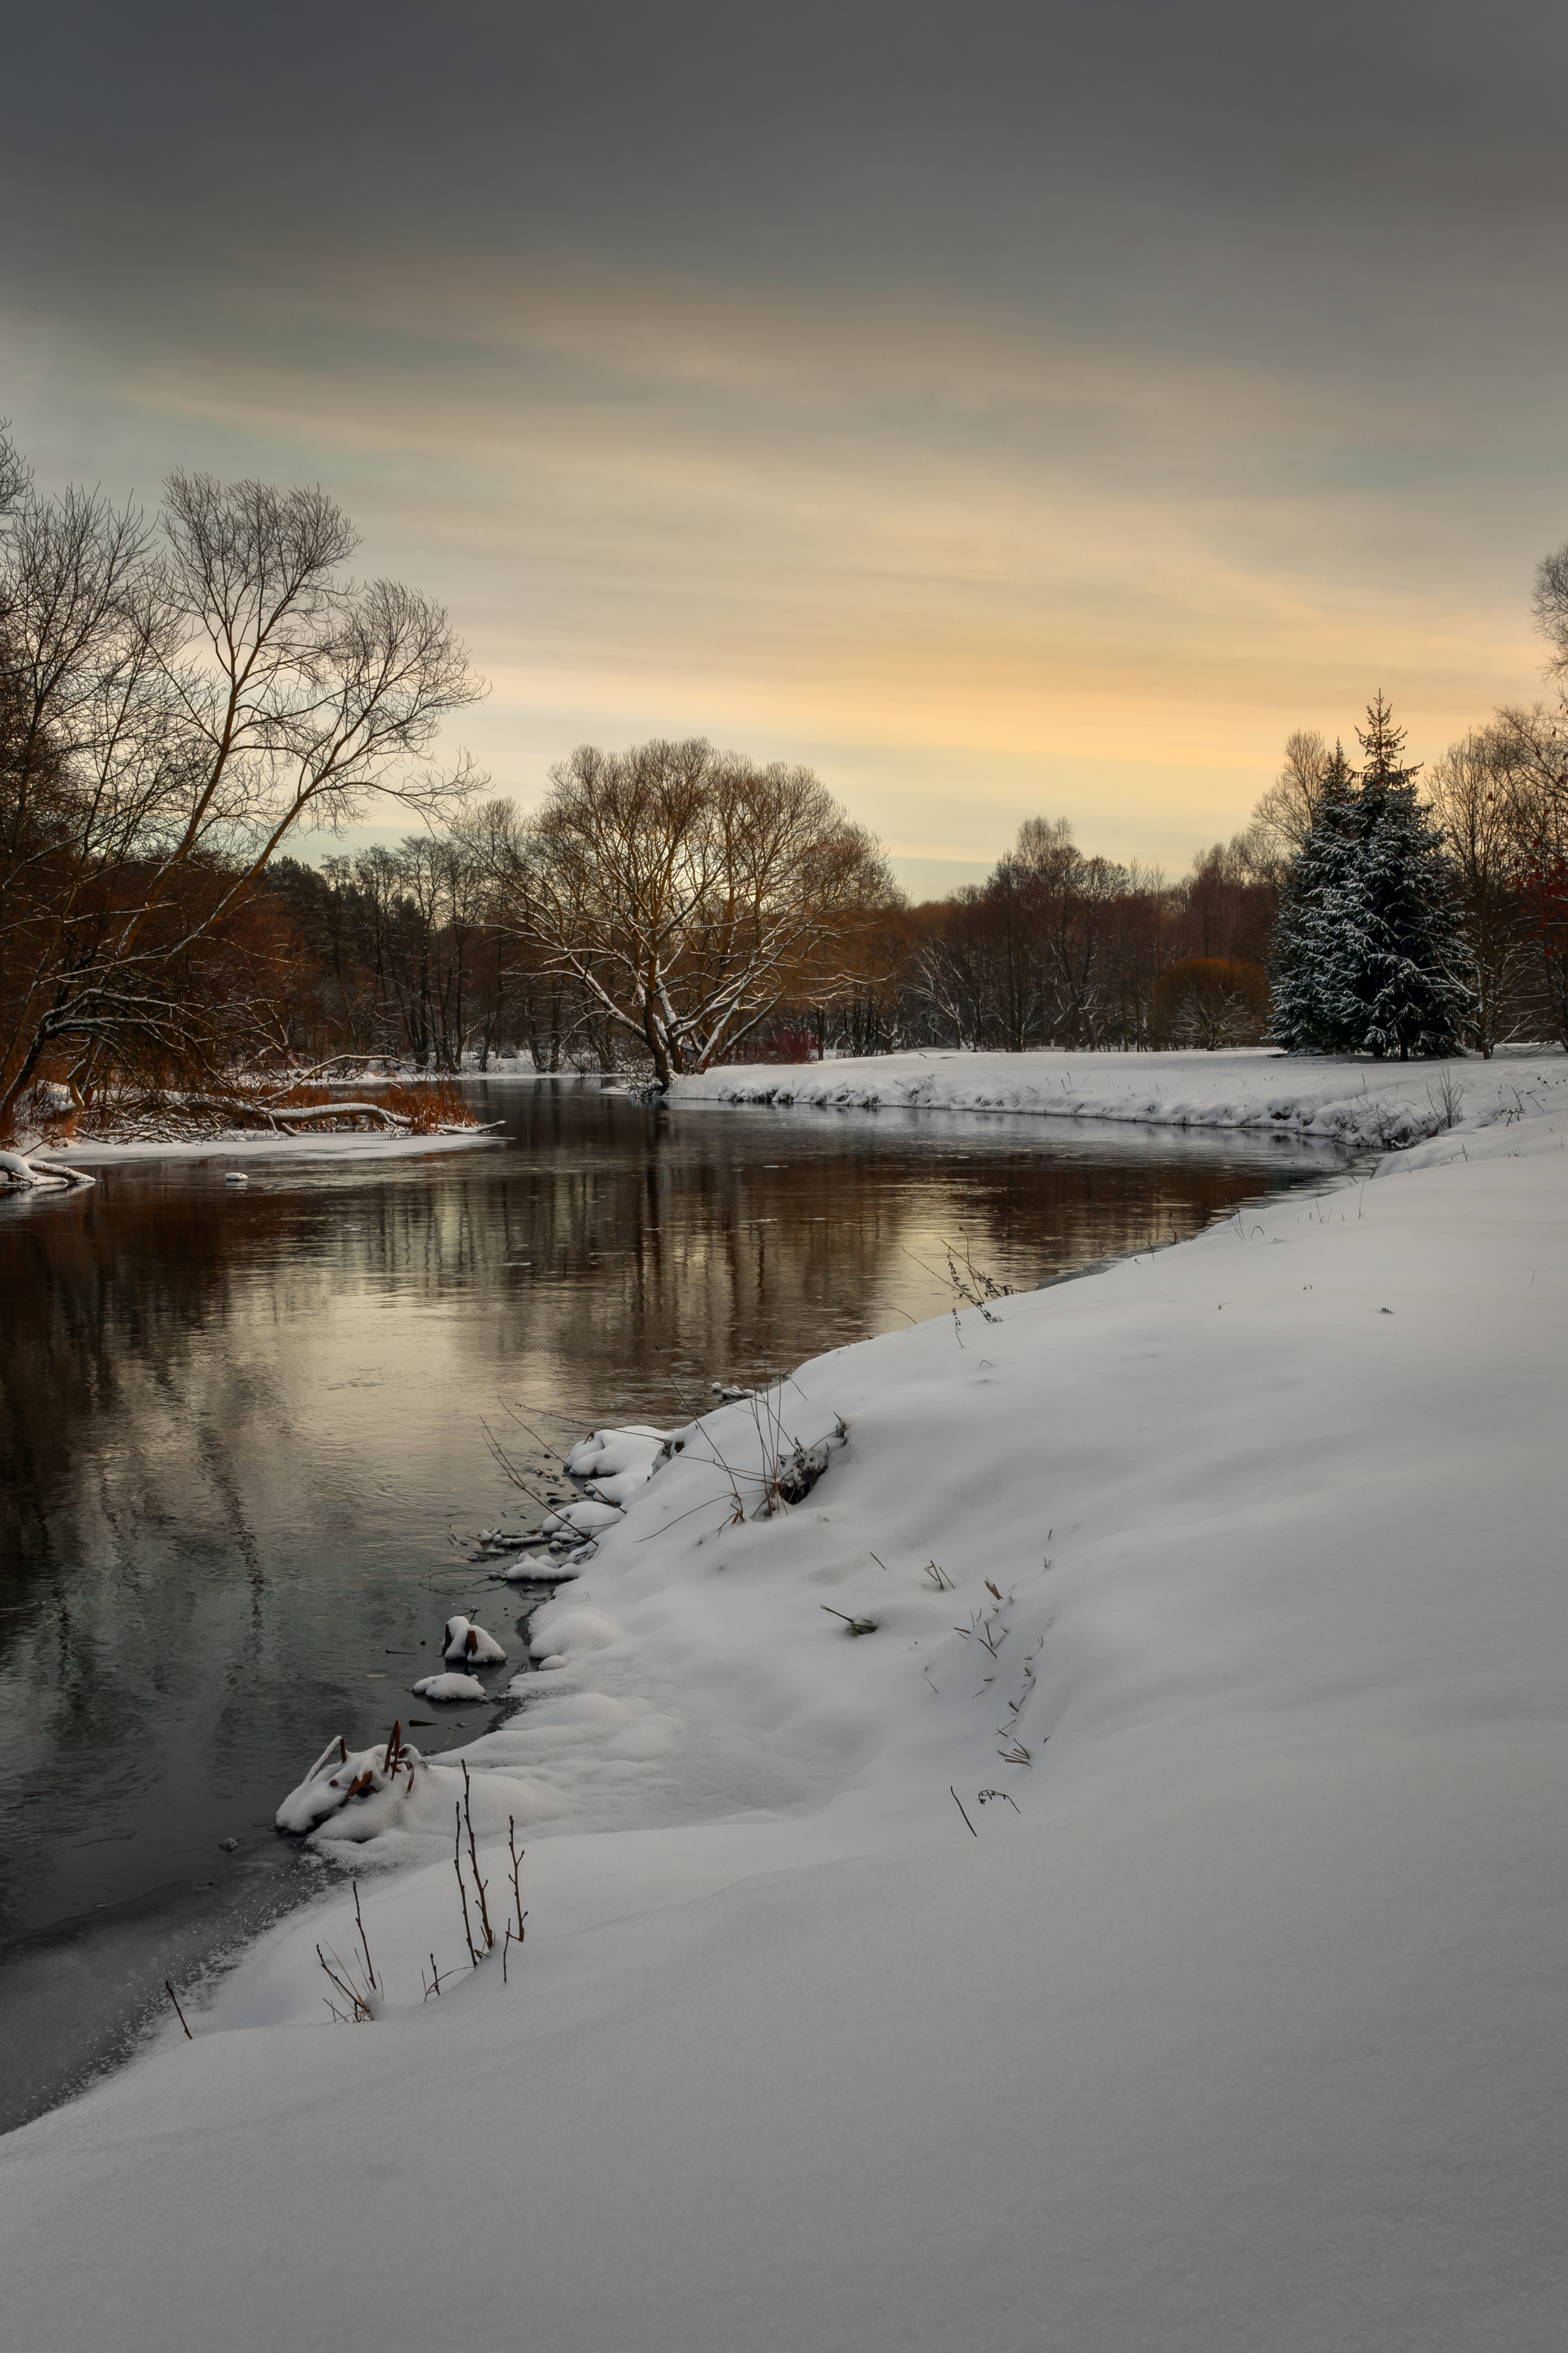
[674,1042,1568,1154]
[273,1732,426,1837]
[442,1616,507,1666]
[411,1671,490,1704]
[498,1548,570,1582]
[4,1079,1568,2350]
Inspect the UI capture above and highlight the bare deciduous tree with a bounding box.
[491,737,896,1084]
[1247,729,1331,873]
[1425,728,1535,1056]
[0,432,482,1119]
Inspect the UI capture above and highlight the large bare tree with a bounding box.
[494,737,896,1084]
[0,434,482,1119]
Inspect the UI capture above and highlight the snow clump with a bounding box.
[413,1671,489,1703]
[442,1616,507,1665]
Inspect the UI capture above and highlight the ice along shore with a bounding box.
[1,1068,1565,2352]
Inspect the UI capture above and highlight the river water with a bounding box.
[0,1078,1350,2129]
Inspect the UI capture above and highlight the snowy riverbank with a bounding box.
[675,1042,1568,1156]
[3,1088,1565,2349]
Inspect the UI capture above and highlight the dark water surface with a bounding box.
[0,1080,1350,2128]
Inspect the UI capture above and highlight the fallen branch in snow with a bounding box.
[950,1786,979,1837]
[0,1149,96,1190]
[164,1981,193,2039]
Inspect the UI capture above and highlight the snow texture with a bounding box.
[5,1078,1568,2352]
[673,1042,1567,1154]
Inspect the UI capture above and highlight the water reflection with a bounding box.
[0,1079,1348,2127]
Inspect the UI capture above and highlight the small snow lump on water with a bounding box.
[412,1670,489,1703]
[442,1616,507,1666]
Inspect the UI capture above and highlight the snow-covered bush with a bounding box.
[275,1728,425,1835]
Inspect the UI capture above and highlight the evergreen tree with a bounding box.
[1270,742,1359,1051]
[1271,698,1471,1058]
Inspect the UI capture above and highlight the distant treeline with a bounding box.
[5,421,1568,1135]
[262,809,1277,1070]
[258,687,1568,1072]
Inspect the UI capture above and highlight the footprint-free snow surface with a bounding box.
[3,1082,1566,2352]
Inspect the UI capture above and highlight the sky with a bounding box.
[4,1,1567,895]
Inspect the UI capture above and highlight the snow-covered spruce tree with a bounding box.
[1271,700,1472,1059]
[1269,741,1361,1051]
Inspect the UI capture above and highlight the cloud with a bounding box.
[2,3,1563,863]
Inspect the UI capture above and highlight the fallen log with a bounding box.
[0,1150,96,1189]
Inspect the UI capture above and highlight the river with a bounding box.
[0,1077,1352,2128]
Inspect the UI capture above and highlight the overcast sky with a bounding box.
[5,1,1565,887]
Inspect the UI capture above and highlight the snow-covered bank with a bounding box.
[675,1043,1567,1156]
[3,1102,1567,2350]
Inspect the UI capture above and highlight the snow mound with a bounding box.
[566,1425,677,1483]
[528,1605,626,1664]
[543,1497,627,1537]
[499,1550,559,1581]
[442,1616,507,1665]
[414,1671,489,1702]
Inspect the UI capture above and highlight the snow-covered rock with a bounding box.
[413,1671,489,1703]
[442,1616,507,1666]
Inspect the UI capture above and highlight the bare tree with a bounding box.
[494,738,896,1084]
[1248,729,1330,872]
[1,436,482,1119]
[1531,543,1568,682]
[1487,705,1568,1048]
[1425,728,1536,1056]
